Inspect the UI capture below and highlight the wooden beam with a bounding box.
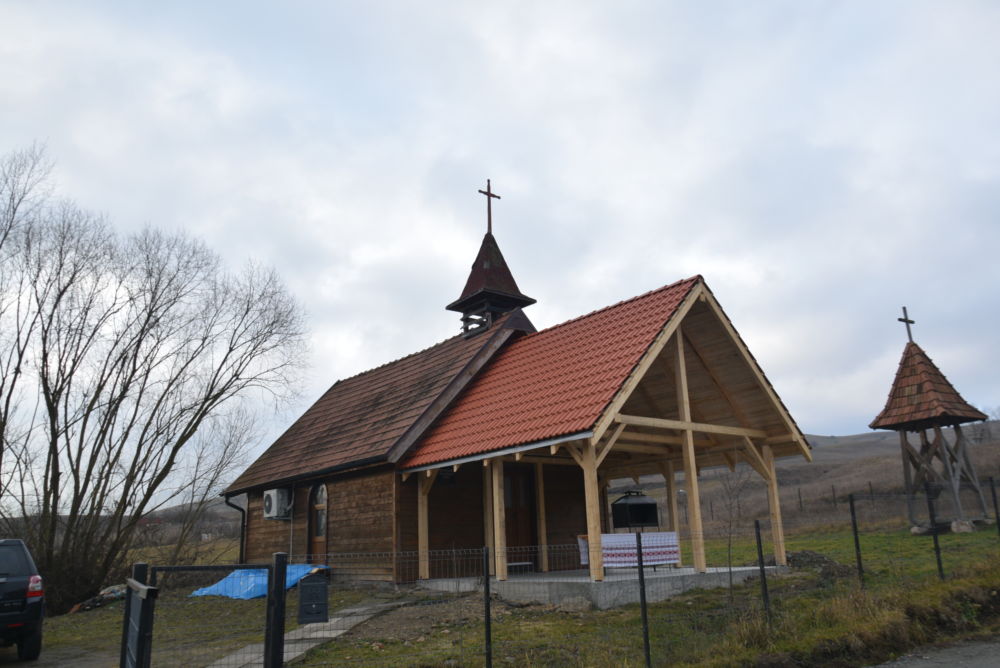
[491,460,508,580]
[482,465,494,576]
[682,330,756,431]
[675,328,706,572]
[591,281,704,444]
[616,413,768,439]
[659,461,683,566]
[417,468,439,579]
[617,431,687,446]
[613,442,675,456]
[763,445,787,566]
[512,455,578,466]
[564,443,584,467]
[534,463,549,572]
[595,423,626,468]
[581,441,604,581]
[741,437,770,480]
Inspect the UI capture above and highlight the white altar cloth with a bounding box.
[577,532,680,567]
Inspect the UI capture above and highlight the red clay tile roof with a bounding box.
[226,314,529,494]
[870,341,987,431]
[402,276,702,468]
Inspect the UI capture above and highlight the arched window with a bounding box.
[308,484,327,560]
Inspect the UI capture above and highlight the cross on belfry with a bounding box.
[898,306,915,343]
[478,179,500,235]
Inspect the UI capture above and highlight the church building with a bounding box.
[224,183,811,582]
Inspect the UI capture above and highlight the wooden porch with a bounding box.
[403,283,810,583]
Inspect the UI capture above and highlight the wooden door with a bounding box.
[308,484,327,563]
[504,464,537,564]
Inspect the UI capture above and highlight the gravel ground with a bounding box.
[873,636,1000,667]
[0,645,116,667]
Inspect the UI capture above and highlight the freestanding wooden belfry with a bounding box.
[870,308,989,528]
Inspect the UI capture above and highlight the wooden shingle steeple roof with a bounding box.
[446,232,536,319]
[870,341,987,431]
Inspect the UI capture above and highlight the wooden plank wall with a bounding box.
[244,471,395,563]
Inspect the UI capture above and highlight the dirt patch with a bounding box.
[753,550,854,580]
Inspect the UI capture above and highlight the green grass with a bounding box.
[44,585,370,666]
[43,528,1000,666]
[298,528,1000,667]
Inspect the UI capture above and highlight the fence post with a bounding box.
[848,494,865,588]
[754,519,771,622]
[636,532,651,668]
[264,552,288,668]
[798,487,803,512]
[924,483,944,581]
[990,477,1000,540]
[483,547,492,668]
[120,563,148,668]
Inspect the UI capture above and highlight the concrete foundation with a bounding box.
[421,565,784,610]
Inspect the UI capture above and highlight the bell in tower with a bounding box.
[446,180,536,334]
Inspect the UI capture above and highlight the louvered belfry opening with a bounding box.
[447,231,535,335]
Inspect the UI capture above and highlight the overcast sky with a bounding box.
[2,1,998,447]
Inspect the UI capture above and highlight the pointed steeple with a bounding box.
[447,232,535,333]
[870,341,987,431]
[447,180,535,334]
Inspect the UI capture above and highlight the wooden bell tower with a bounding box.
[446,180,535,334]
[870,308,989,528]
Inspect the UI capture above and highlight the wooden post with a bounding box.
[599,475,612,532]
[417,469,438,579]
[762,445,787,566]
[483,465,495,576]
[659,461,682,567]
[534,463,549,572]
[675,329,706,572]
[582,441,605,581]
[659,462,678,531]
[491,460,508,580]
[900,431,918,526]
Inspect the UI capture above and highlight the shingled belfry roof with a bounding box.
[225,310,534,495]
[446,232,535,314]
[403,277,704,468]
[870,341,987,431]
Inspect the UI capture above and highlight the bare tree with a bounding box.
[0,147,306,612]
[141,407,259,566]
[717,463,753,599]
[0,145,52,482]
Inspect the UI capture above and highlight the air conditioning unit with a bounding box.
[263,488,291,520]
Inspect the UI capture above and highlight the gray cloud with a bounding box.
[2,1,998,451]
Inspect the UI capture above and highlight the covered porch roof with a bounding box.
[400,276,810,581]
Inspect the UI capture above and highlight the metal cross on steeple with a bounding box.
[898,306,915,343]
[478,179,500,235]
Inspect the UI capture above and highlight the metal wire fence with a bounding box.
[121,482,1000,667]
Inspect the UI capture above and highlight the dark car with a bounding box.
[0,539,43,661]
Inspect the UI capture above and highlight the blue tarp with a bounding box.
[190,564,326,600]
